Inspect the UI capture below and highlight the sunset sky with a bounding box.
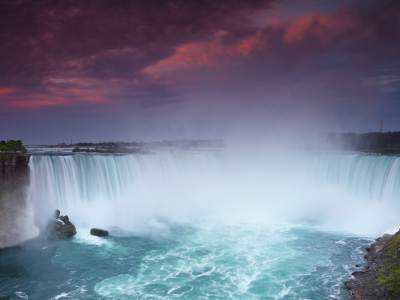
[1,0,399,144]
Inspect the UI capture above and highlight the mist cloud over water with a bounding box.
[29,149,400,238]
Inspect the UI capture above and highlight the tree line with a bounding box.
[77,139,225,149]
[326,132,400,154]
[0,140,27,153]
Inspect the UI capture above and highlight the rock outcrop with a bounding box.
[90,228,108,236]
[0,154,35,248]
[46,210,77,239]
[345,230,400,299]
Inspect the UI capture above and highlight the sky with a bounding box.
[0,0,399,144]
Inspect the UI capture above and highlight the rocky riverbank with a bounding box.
[345,230,400,299]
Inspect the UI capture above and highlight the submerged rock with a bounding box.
[45,210,77,239]
[90,228,108,236]
[108,226,124,236]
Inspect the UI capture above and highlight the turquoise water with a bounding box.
[1,152,400,299]
[0,221,371,299]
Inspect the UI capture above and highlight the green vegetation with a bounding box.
[378,234,400,292]
[0,140,27,153]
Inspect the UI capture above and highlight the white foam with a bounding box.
[15,292,28,299]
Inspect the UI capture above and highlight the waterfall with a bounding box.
[28,152,400,234]
[28,152,221,228]
[312,154,400,205]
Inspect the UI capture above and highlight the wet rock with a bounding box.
[108,226,124,235]
[355,264,360,267]
[59,215,72,225]
[45,210,77,239]
[352,271,366,279]
[90,228,108,236]
[46,220,77,239]
[364,253,373,260]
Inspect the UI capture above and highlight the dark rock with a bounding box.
[45,210,77,239]
[355,264,360,267]
[90,228,108,236]
[381,233,392,241]
[59,215,72,225]
[376,290,385,298]
[364,253,373,260]
[352,271,366,279]
[108,226,124,235]
[46,220,77,239]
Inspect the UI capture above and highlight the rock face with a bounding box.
[90,228,108,236]
[0,154,35,248]
[345,230,400,299]
[46,210,77,239]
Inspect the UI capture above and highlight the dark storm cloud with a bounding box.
[1,0,400,143]
[0,0,274,86]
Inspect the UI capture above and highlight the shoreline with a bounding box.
[345,230,400,299]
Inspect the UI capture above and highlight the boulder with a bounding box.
[59,215,72,225]
[352,271,366,279]
[46,220,77,239]
[108,226,124,235]
[381,233,393,241]
[45,210,77,239]
[376,233,393,243]
[90,228,108,236]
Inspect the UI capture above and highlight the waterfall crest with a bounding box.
[313,154,400,205]
[28,152,400,235]
[28,152,220,228]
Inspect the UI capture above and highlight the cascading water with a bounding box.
[29,152,222,229]
[312,154,400,205]
[2,151,400,299]
[29,152,400,230]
